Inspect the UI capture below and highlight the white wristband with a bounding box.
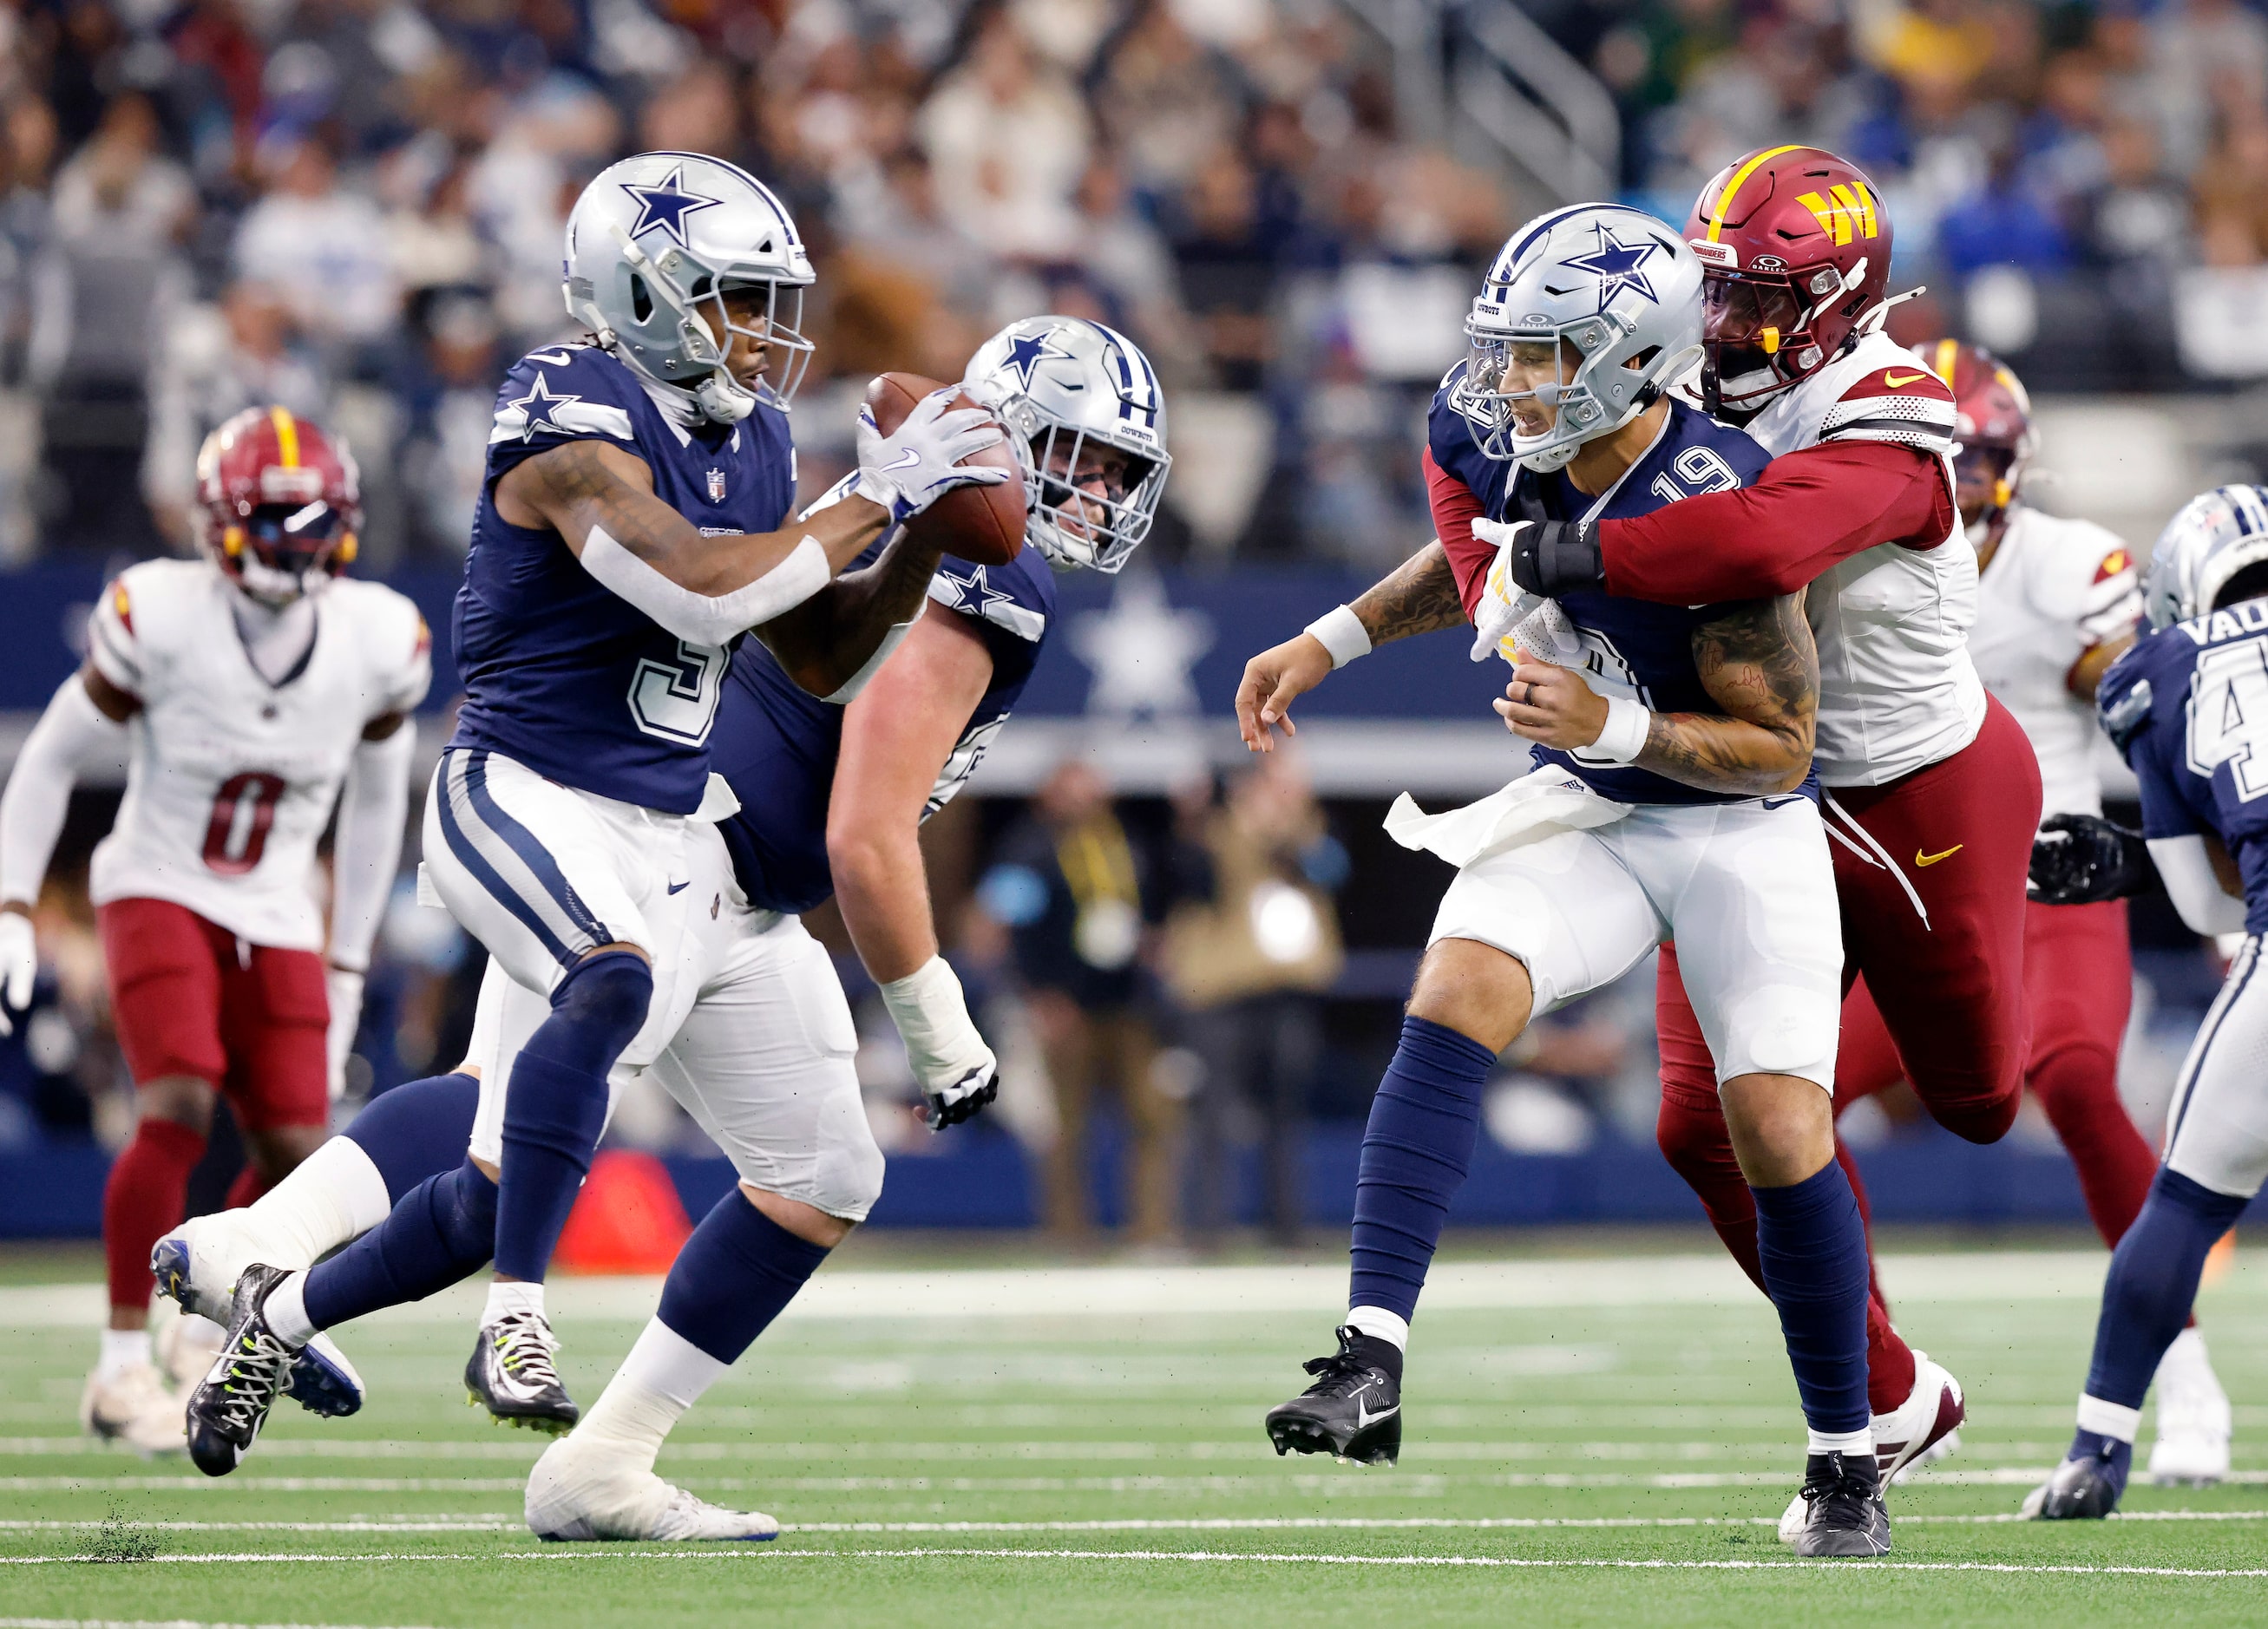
[1590,695,1651,763]
[1304,605,1372,669]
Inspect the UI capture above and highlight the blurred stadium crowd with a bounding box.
[0,0,2257,1240]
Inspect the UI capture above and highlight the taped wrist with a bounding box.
[1303,605,1372,669]
[579,524,830,644]
[1587,695,1651,764]
[1511,520,1604,597]
[878,956,988,1090]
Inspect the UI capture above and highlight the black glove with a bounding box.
[2029,812,2153,905]
[1507,519,1605,597]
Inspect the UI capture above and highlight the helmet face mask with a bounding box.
[1451,205,1704,473]
[964,317,1170,573]
[1698,271,1829,409]
[565,154,816,424]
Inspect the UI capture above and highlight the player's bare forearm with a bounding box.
[498,439,888,592]
[829,612,996,982]
[1351,541,1465,645]
[756,526,946,697]
[2067,631,2134,703]
[1637,595,1817,795]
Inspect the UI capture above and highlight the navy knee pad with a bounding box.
[541,950,653,1072]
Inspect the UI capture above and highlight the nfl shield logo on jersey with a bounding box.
[706,468,726,503]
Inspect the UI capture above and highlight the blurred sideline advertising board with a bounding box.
[0,1124,2102,1237]
[0,560,1527,797]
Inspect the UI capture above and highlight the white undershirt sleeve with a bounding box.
[2148,834,2249,938]
[328,725,416,972]
[577,524,830,645]
[1,677,127,907]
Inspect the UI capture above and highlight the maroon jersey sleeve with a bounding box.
[1596,439,1957,604]
[1425,447,1494,618]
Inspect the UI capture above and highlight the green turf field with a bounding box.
[3,1242,2263,1627]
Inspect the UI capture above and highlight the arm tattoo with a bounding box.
[757,528,940,697]
[1634,594,1818,795]
[1350,541,1465,645]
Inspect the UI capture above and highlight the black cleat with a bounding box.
[2023,1441,2129,1520]
[465,1309,579,1435]
[184,1263,298,1478]
[1263,1326,1402,1466]
[1788,1451,1892,1557]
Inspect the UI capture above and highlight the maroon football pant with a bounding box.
[1655,697,2042,1413]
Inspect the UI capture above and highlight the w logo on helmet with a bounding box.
[1797,183,1878,246]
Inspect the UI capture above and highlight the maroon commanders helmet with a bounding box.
[1685,146,1895,414]
[194,405,362,605]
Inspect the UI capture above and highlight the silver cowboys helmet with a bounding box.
[2144,484,2268,630]
[1452,203,1704,472]
[563,151,816,424]
[962,317,1170,572]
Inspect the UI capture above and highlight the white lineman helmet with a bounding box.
[2144,485,2268,630]
[962,317,1170,572]
[1452,203,1704,472]
[563,151,815,423]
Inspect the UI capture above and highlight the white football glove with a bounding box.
[0,911,34,1037]
[324,965,364,1102]
[1470,519,1583,667]
[853,388,1010,526]
[877,956,1000,1131]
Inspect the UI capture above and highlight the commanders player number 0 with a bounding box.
[1650,446,1742,506]
[2187,637,2268,802]
[202,771,288,875]
[629,639,727,746]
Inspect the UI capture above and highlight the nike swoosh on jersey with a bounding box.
[1761,795,1807,810]
[667,880,692,894]
[1914,844,1963,867]
[526,350,575,366]
[1883,372,1928,387]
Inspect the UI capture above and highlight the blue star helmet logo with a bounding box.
[621,164,720,249]
[1558,224,1662,314]
[507,373,581,442]
[1000,328,1072,390]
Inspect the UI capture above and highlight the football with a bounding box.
[862,370,1026,566]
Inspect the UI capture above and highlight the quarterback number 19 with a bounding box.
[2187,636,2268,802]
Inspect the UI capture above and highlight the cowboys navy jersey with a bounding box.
[712,523,1056,916]
[2101,600,2268,933]
[1430,374,1805,806]
[448,341,797,815]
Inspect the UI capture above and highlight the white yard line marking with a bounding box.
[1,1249,2240,1327]
[4,1547,2268,1579]
[3,1511,2265,1535]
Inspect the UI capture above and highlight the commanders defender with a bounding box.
[1833,342,2231,1484]
[161,318,1169,1539]
[0,407,423,1453]
[2023,486,2268,1518]
[1242,206,1890,1557]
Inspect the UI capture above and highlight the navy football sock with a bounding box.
[1347,1016,1497,1325]
[344,1072,482,1204]
[2082,1168,2251,1413]
[302,1157,499,1332]
[493,951,652,1283]
[1752,1160,1871,1440]
[657,1192,833,1364]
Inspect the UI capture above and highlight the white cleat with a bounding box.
[79,1361,187,1457]
[526,1438,779,1542]
[2148,1328,2232,1486]
[1779,1351,1964,1542]
[153,1209,292,1325]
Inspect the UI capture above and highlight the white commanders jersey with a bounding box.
[1741,328,1986,787]
[85,559,431,951]
[1970,507,2140,822]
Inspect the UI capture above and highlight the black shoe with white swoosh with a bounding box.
[1263,1326,1403,1466]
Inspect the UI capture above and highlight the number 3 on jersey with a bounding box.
[2188,636,2268,801]
[631,639,727,746]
